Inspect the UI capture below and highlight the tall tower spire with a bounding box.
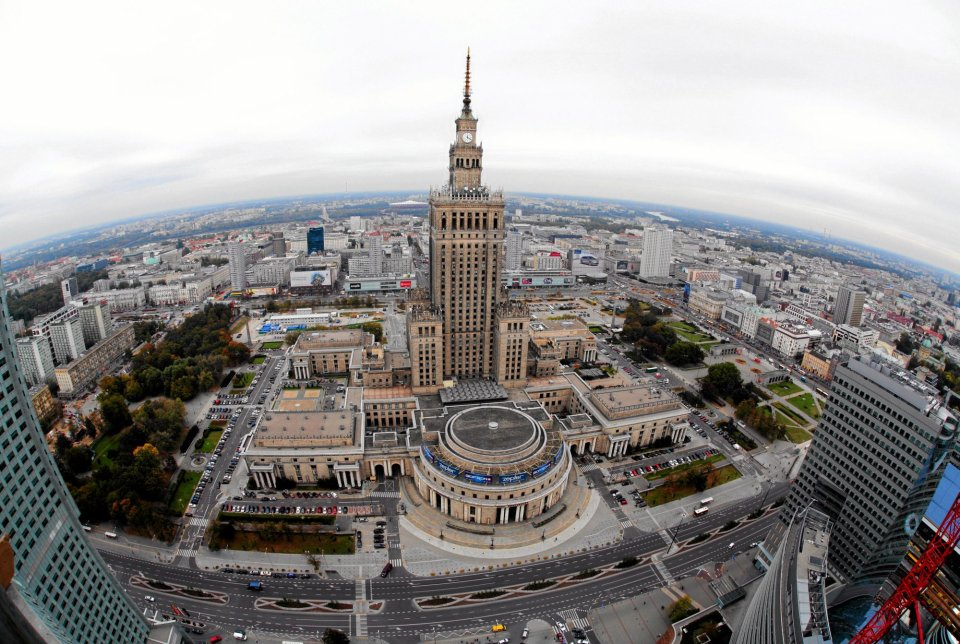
[463,47,472,112]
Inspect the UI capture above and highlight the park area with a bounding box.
[250,354,266,365]
[767,380,803,396]
[787,393,820,418]
[169,471,202,514]
[642,464,741,507]
[233,372,254,388]
[91,432,123,467]
[260,340,284,350]
[666,321,715,344]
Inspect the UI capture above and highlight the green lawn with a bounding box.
[233,372,254,388]
[250,355,266,365]
[196,430,223,453]
[787,393,820,418]
[91,431,124,468]
[230,316,248,333]
[767,380,802,396]
[260,341,283,350]
[784,424,813,443]
[170,471,202,514]
[643,465,742,507]
[666,321,714,343]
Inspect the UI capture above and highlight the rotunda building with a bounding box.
[412,402,571,524]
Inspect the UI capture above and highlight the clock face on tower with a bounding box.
[461,132,473,143]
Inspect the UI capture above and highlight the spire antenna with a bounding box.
[462,47,472,111]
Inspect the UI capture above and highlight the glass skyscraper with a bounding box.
[0,264,149,643]
[307,227,324,255]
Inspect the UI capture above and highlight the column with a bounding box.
[267,471,276,488]
[400,460,405,475]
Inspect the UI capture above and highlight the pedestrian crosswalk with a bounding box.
[558,609,590,631]
[368,491,400,498]
[389,558,403,568]
[354,614,367,638]
[188,517,209,528]
[652,556,676,585]
[579,462,598,473]
[619,519,634,529]
[174,548,196,559]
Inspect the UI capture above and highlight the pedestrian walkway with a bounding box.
[187,517,209,528]
[559,608,590,630]
[651,553,675,585]
[619,518,634,529]
[174,547,196,559]
[368,490,400,499]
[389,557,402,568]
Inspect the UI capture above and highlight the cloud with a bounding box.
[0,0,957,271]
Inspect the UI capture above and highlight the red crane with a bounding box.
[850,491,960,644]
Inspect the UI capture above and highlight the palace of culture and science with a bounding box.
[246,54,690,528]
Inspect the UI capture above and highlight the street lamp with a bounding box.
[670,509,687,548]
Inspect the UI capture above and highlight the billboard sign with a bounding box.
[422,445,434,463]
[290,269,333,288]
[532,462,551,478]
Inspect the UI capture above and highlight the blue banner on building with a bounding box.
[499,473,528,485]
[422,445,434,463]
[554,445,564,464]
[532,462,551,478]
[464,473,492,485]
[436,459,461,477]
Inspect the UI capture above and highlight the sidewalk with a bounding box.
[587,549,764,644]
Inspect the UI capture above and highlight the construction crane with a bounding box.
[850,491,960,644]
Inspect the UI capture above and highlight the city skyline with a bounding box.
[1,0,959,272]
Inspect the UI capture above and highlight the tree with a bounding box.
[907,354,920,370]
[322,629,350,644]
[360,321,384,342]
[665,341,704,367]
[124,378,144,402]
[668,595,696,622]
[701,362,743,400]
[896,332,916,355]
[64,445,93,474]
[99,393,132,434]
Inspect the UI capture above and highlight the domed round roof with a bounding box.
[447,406,537,455]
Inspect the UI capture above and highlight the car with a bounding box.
[618,498,628,505]
[381,562,393,577]
[144,595,156,602]
[492,623,506,632]
[209,637,223,644]
[729,542,735,549]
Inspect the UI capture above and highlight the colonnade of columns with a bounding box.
[252,469,277,489]
[335,469,360,487]
[607,438,630,458]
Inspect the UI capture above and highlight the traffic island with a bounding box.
[413,557,650,609]
[130,576,228,604]
[255,597,354,613]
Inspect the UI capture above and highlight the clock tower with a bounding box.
[449,49,483,190]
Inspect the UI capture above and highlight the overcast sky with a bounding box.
[1,1,958,272]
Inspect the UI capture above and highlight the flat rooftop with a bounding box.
[294,328,364,350]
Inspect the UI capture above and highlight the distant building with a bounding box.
[834,284,866,327]
[832,324,878,353]
[307,227,324,255]
[505,228,523,271]
[15,336,55,387]
[801,349,836,381]
[638,225,673,278]
[49,317,85,365]
[29,384,58,426]
[59,277,78,306]
[228,242,247,290]
[55,325,136,397]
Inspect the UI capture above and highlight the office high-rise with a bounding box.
[760,357,959,585]
[834,284,866,327]
[228,242,247,291]
[0,265,150,642]
[737,506,833,644]
[505,227,523,271]
[306,227,324,255]
[638,225,673,278]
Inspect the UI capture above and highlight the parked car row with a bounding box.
[224,503,348,515]
[220,568,312,578]
[624,448,721,479]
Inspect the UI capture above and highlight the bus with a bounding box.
[815,387,829,398]
[645,366,659,373]
[694,507,709,516]
[700,497,714,506]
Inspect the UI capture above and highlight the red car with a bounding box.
[631,469,639,476]
[619,498,628,505]
[209,637,223,644]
